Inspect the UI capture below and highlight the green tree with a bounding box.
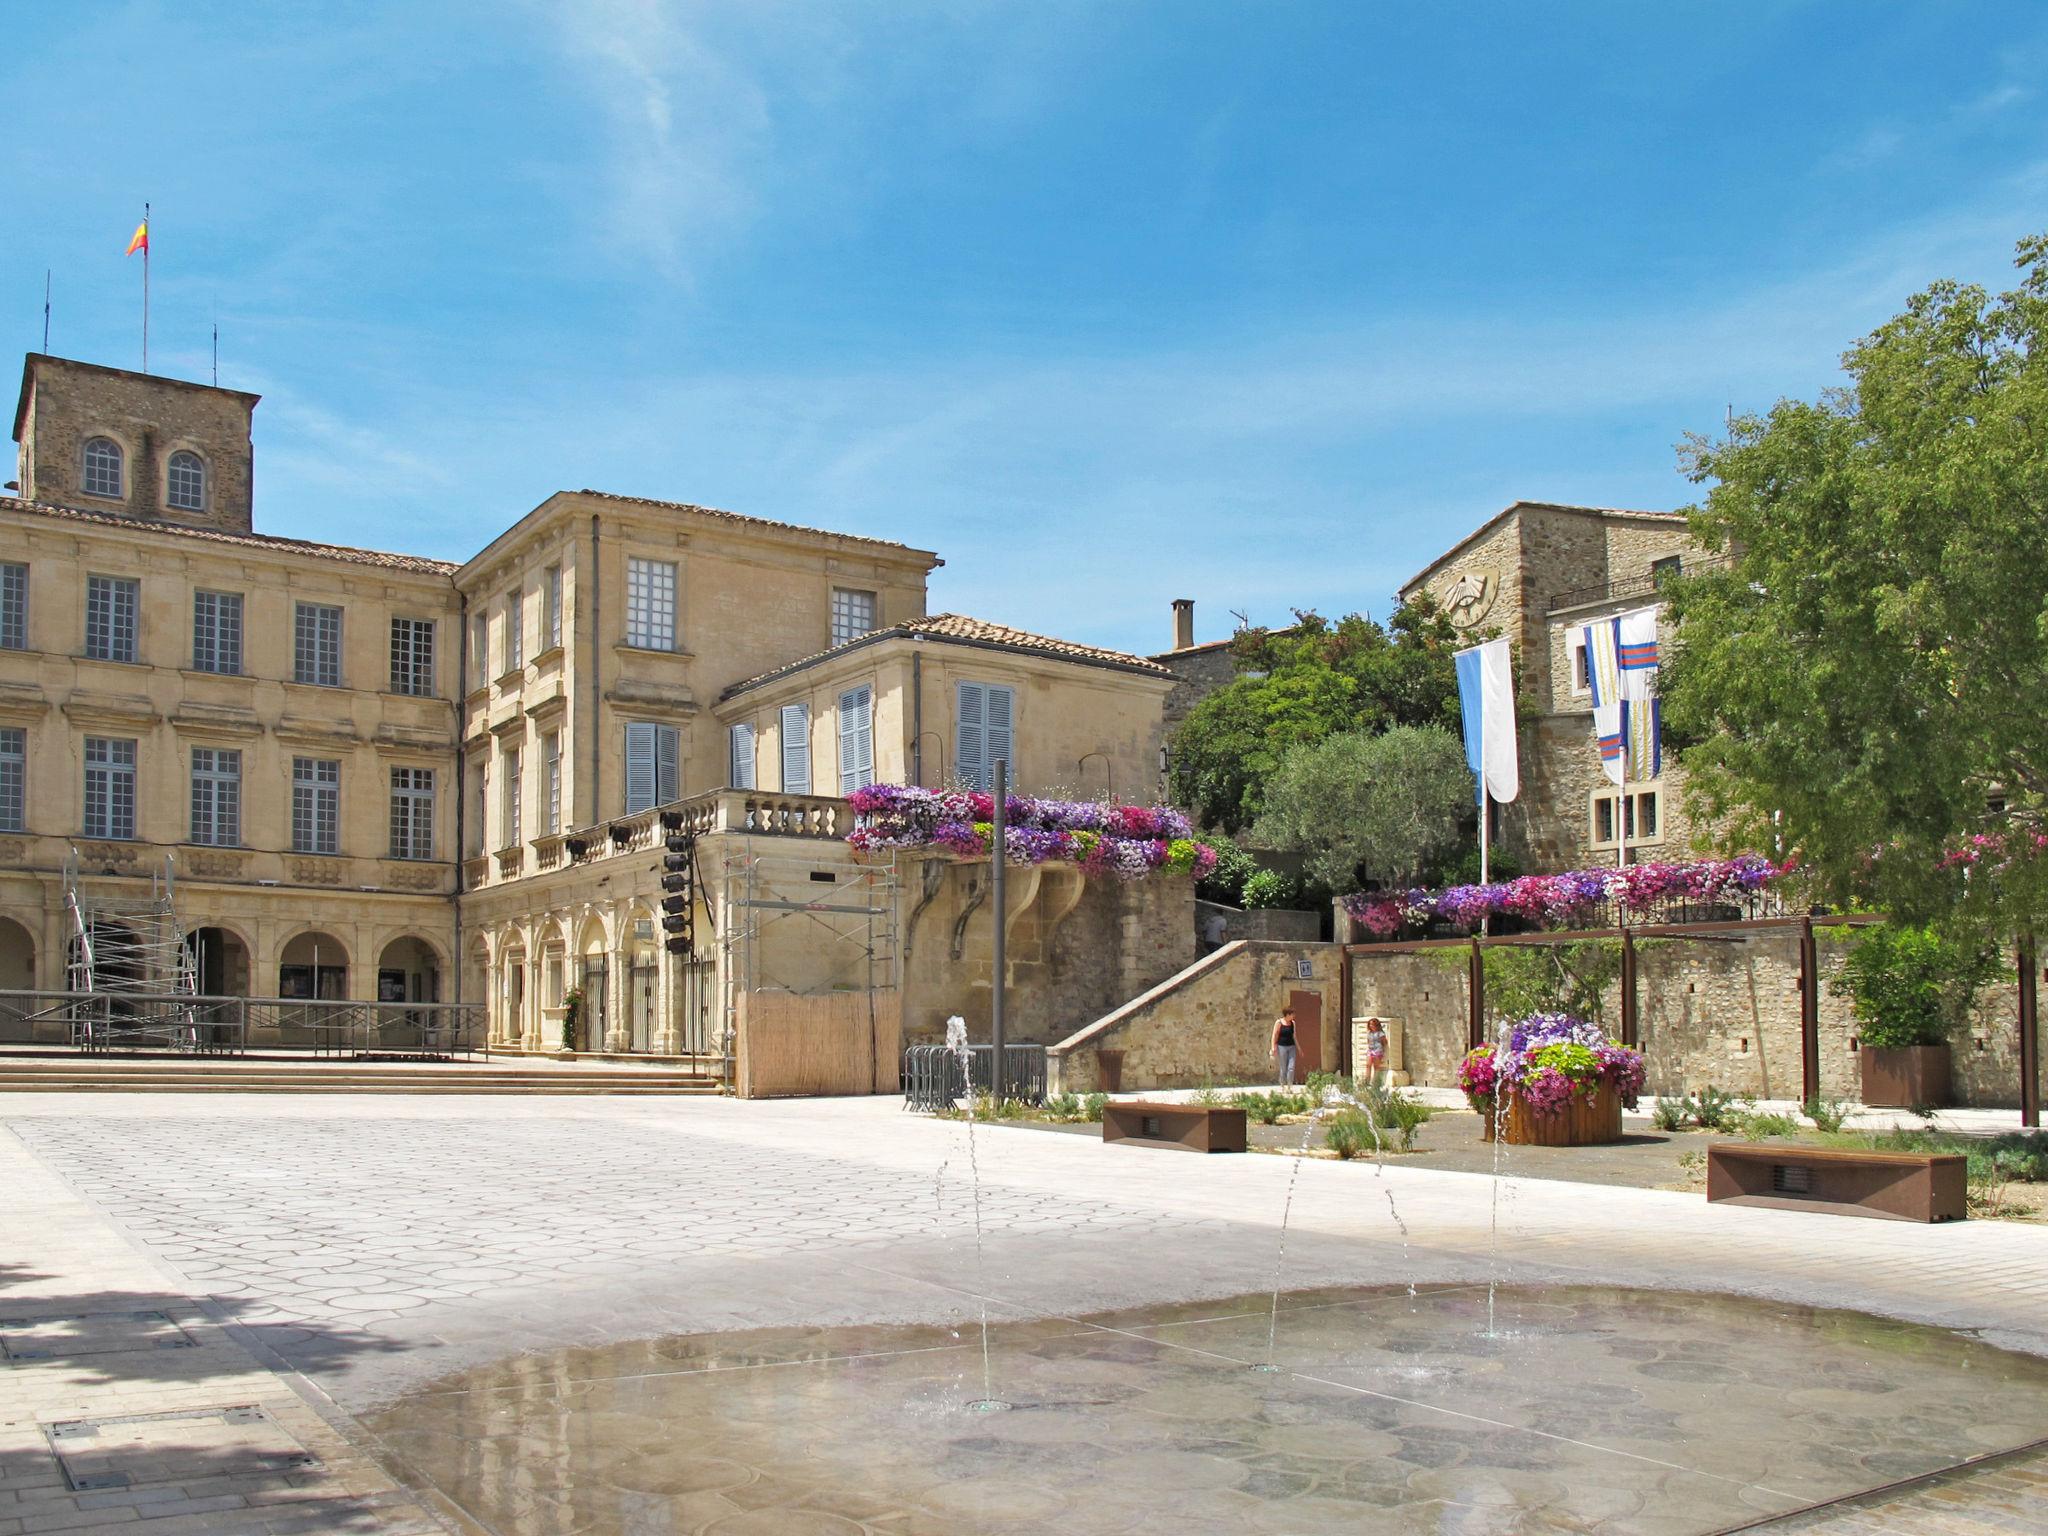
[1251,726,1471,892]
[1168,598,1467,832]
[1661,233,2048,937]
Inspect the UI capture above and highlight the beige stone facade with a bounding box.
[1,353,1198,1069]
[1400,501,1705,870]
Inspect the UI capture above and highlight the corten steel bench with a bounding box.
[1103,1100,1247,1154]
[1706,1142,1966,1223]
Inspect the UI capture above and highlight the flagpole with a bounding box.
[141,202,150,374]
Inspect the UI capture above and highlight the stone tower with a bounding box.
[11,354,260,534]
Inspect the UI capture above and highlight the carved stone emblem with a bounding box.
[1442,568,1499,629]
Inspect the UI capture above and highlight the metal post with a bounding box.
[990,759,1007,1102]
[2020,936,2039,1131]
[1799,916,1820,1105]
[1337,941,1354,1077]
[1619,930,1638,1048]
[1467,935,1484,1051]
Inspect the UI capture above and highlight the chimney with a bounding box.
[1171,598,1195,651]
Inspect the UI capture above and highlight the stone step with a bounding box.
[0,1076,721,1094]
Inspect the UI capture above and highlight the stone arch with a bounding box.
[0,915,36,993]
[185,922,255,997]
[375,934,444,1005]
[277,929,349,999]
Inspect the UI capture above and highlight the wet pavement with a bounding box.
[362,1283,2048,1536]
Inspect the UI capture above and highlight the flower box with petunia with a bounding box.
[1342,855,1786,938]
[845,784,1218,880]
[1458,1013,1645,1147]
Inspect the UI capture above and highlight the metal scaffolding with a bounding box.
[59,848,204,1050]
[713,840,899,1086]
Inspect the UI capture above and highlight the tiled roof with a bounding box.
[723,612,1170,699]
[0,496,460,575]
[571,488,936,558]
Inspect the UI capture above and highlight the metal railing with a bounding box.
[901,1042,1048,1112]
[0,991,487,1058]
[1547,557,1732,614]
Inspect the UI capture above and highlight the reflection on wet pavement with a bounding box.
[364,1283,2048,1535]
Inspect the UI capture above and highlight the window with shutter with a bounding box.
[729,723,756,789]
[837,686,873,794]
[624,722,679,813]
[986,684,1015,785]
[780,703,810,793]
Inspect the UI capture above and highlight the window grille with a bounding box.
[0,563,25,650]
[505,587,523,670]
[294,603,343,686]
[502,746,523,847]
[86,575,139,663]
[544,731,562,834]
[390,617,434,696]
[84,736,137,840]
[189,747,241,846]
[83,437,123,498]
[390,767,435,860]
[292,757,340,854]
[625,558,676,649]
[0,727,23,832]
[192,591,243,675]
[831,588,876,647]
[167,451,206,511]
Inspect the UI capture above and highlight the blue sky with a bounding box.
[4,2,2045,655]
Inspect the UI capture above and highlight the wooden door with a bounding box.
[1288,990,1323,1075]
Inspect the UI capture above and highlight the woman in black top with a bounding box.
[1271,1005,1298,1087]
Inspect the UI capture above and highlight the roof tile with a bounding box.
[1,496,459,575]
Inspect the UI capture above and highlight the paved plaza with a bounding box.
[4,1091,2048,1532]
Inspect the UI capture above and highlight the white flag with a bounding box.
[1454,637,1519,804]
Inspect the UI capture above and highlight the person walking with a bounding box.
[1363,1017,1390,1089]
[1271,1004,1299,1087]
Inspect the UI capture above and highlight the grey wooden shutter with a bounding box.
[838,687,873,793]
[729,723,756,789]
[957,682,986,791]
[656,725,679,804]
[780,703,811,793]
[624,723,655,813]
[986,685,1014,787]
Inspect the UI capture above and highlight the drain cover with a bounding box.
[43,1405,319,1493]
[0,1309,197,1361]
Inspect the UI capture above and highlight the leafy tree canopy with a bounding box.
[1661,233,2048,938]
[1251,725,1471,892]
[1169,598,1466,832]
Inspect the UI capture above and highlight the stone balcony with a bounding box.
[468,789,850,889]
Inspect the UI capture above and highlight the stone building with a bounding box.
[0,353,1193,1070]
[1400,500,1706,870]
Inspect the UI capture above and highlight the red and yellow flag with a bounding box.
[124,221,148,256]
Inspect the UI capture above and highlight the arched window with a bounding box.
[167,450,205,511]
[83,437,124,499]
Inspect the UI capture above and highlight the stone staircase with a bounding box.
[0,1054,723,1095]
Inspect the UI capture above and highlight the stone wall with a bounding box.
[1197,899,1322,944]
[1345,927,2038,1110]
[1047,940,1341,1094]
[901,858,1196,1050]
[1155,642,1239,736]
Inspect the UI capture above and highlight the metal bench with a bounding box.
[1706,1142,1966,1223]
[1103,1100,1247,1154]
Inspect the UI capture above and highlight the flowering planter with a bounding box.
[1479,1084,1624,1146]
[1859,1044,1952,1109]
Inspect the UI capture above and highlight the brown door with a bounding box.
[1288,990,1322,1075]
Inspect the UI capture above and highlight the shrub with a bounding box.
[1192,1084,1227,1106]
[1735,1110,1800,1141]
[1651,1098,1689,1132]
[1241,868,1300,910]
[1681,1085,1746,1131]
[1832,923,1998,1050]
[1080,1092,1109,1122]
[1306,1070,1355,1099]
[1237,1091,1284,1125]
[1801,1096,1852,1133]
[1324,1109,1377,1160]
[1196,833,1259,906]
[1359,1084,1433,1149]
[1043,1092,1085,1123]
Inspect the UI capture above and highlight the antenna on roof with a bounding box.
[42,270,51,353]
[1229,608,1249,631]
[211,312,218,387]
